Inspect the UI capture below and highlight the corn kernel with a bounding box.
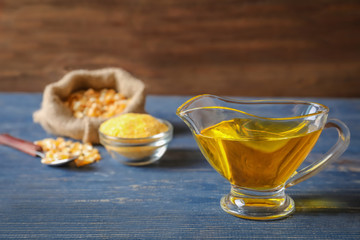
[64,88,128,118]
[35,138,101,167]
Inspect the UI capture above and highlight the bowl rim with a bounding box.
[99,118,173,141]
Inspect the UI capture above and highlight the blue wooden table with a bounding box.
[0,93,359,239]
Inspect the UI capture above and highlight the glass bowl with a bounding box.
[99,119,173,166]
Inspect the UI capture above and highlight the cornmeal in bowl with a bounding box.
[99,113,173,166]
[99,113,169,138]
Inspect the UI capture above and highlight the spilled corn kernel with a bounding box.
[35,137,101,167]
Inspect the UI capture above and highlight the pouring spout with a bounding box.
[176,94,215,134]
[176,94,241,134]
[176,106,199,134]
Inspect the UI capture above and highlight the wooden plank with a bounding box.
[0,1,360,97]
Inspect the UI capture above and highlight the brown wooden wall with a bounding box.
[0,0,359,97]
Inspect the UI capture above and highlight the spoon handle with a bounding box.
[0,134,43,157]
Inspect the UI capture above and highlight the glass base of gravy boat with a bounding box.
[221,185,295,220]
[177,94,350,220]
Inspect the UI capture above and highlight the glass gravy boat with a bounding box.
[177,94,350,220]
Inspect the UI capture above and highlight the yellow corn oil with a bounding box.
[195,118,322,190]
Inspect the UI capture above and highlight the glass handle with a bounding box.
[285,119,350,188]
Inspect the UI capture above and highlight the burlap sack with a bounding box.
[33,68,146,143]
